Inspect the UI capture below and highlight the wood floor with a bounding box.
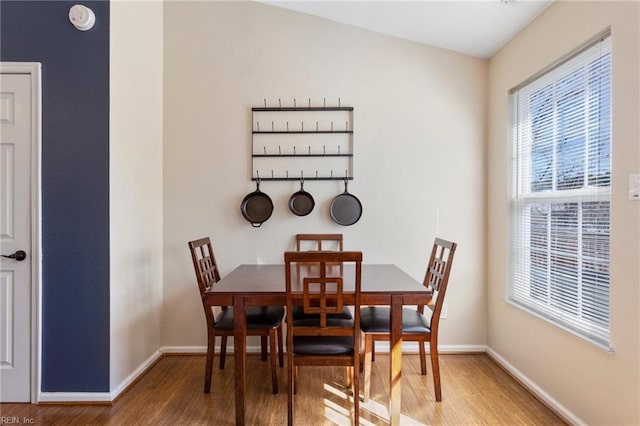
[1,354,565,425]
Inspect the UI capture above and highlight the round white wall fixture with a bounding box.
[69,4,95,31]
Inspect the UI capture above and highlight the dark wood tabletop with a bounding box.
[204,263,431,426]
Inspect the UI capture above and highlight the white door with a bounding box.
[0,72,32,402]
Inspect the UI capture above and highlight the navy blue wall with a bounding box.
[1,1,110,391]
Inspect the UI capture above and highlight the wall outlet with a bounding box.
[630,174,640,201]
[441,303,448,319]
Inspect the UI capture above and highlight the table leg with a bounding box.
[233,296,247,426]
[390,295,402,426]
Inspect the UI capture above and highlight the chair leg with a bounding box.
[277,324,284,368]
[294,366,299,394]
[269,329,278,394]
[419,339,427,375]
[346,366,353,388]
[430,339,442,402]
[371,339,376,362]
[261,336,268,361]
[362,334,373,402]
[219,335,227,369]
[359,331,364,373]
[352,362,360,426]
[287,351,295,426]
[205,329,215,393]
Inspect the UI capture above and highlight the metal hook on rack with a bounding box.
[331,121,334,132]
[286,121,289,132]
[316,121,319,132]
[271,170,274,179]
[256,121,260,132]
[338,98,341,108]
[279,98,282,109]
[263,146,266,155]
[263,98,267,108]
[316,170,319,179]
[293,98,297,108]
[279,146,282,155]
[308,146,311,155]
[272,121,275,132]
[300,170,304,182]
[293,146,296,156]
[323,98,326,109]
[256,170,260,181]
[331,170,334,178]
[308,98,311,108]
[338,145,341,155]
[323,145,326,156]
[301,121,304,132]
[346,121,348,131]
[286,170,289,179]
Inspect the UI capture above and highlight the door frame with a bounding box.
[1,62,42,403]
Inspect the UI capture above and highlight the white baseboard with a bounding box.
[38,391,112,404]
[162,345,207,354]
[486,346,585,426]
[161,344,264,354]
[372,342,486,354]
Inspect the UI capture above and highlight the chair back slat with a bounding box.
[188,237,222,321]
[296,233,343,252]
[302,274,344,328]
[423,238,457,324]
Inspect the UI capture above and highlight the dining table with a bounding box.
[203,263,431,426]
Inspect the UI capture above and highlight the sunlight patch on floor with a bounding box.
[323,382,426,426]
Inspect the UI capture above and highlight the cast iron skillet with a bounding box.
[240,179,274,227]
[288,179,315,216]
[330,178,362,226]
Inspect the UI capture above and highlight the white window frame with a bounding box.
[507,30,612,350]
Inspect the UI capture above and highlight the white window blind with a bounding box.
[509,33,611,347]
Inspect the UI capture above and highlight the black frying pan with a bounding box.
[289,179,315,216]
[240,179,274,227]
[330,179,362,226]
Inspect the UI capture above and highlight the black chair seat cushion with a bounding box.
[291,317,355,355]
[293,336,354,355]
[290,305,353,320]
[360,306,431,333]
[214,306,285,330]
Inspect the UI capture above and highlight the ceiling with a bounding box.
[258,0,554,58]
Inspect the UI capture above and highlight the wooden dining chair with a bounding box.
[284,250,362,426]
[293,234,352,320]
[360,238,457,402]
[188,237,285,394]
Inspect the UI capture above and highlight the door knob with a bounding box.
[1,250,27,261]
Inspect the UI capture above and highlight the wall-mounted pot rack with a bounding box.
[251,99,354,181]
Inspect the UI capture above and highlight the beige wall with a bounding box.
[110,1,164,392]
[487,1,640,424]
[162,1,487,351]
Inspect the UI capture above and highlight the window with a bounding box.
[509,32,611,347]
